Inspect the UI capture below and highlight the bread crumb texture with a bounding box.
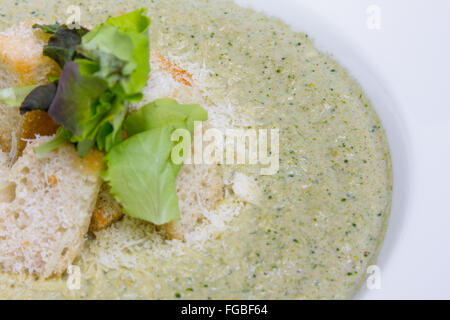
[0,137,102,278]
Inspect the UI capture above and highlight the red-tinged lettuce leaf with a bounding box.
[0,82,59,115]
[19,82,58,115]
[102,127,182,225]
[34,23,89,68]
[47,61,108,138]
[31,10,151,158]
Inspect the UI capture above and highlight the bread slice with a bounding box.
[0,137,103,278]
[0,22,60,154]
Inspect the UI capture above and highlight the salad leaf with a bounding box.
[106,9,151,33]
[77,9,150,96]
[47,61,108,139]
[102,99,208,225]
[0,82,58,115]
[33,22,62,34]
[124,98,208,136]
[34,23,89,68]
[34,127,72,154]
[75,139,96,158]
[41,9,151,156]
[102,127,182,225]
[20,82,58,115]
[0,85,39,107]
[95,97,128,152]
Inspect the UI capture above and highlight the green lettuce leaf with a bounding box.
[34,127,72,154]
[75,139,96,157]
[33,22,62,34]
[124,98,208,136]
[42,9,151,156]
[77,9,150,97]
[102,99,208,225]
[0,85,39,107]
[102,127,182,225]
[95,97,128,152]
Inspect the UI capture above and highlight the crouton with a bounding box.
[18,110,59,155]
[0,137,102,278]
[89,184,123,232]
[0,22,60,153]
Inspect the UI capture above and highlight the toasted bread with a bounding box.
[0,137,102,277]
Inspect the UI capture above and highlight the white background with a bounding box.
[234,0,450,299]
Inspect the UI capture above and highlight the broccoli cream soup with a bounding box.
[0,0,392,299]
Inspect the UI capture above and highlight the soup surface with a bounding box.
[0,0,392,299]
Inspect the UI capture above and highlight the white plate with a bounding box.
[234,0,450,299]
